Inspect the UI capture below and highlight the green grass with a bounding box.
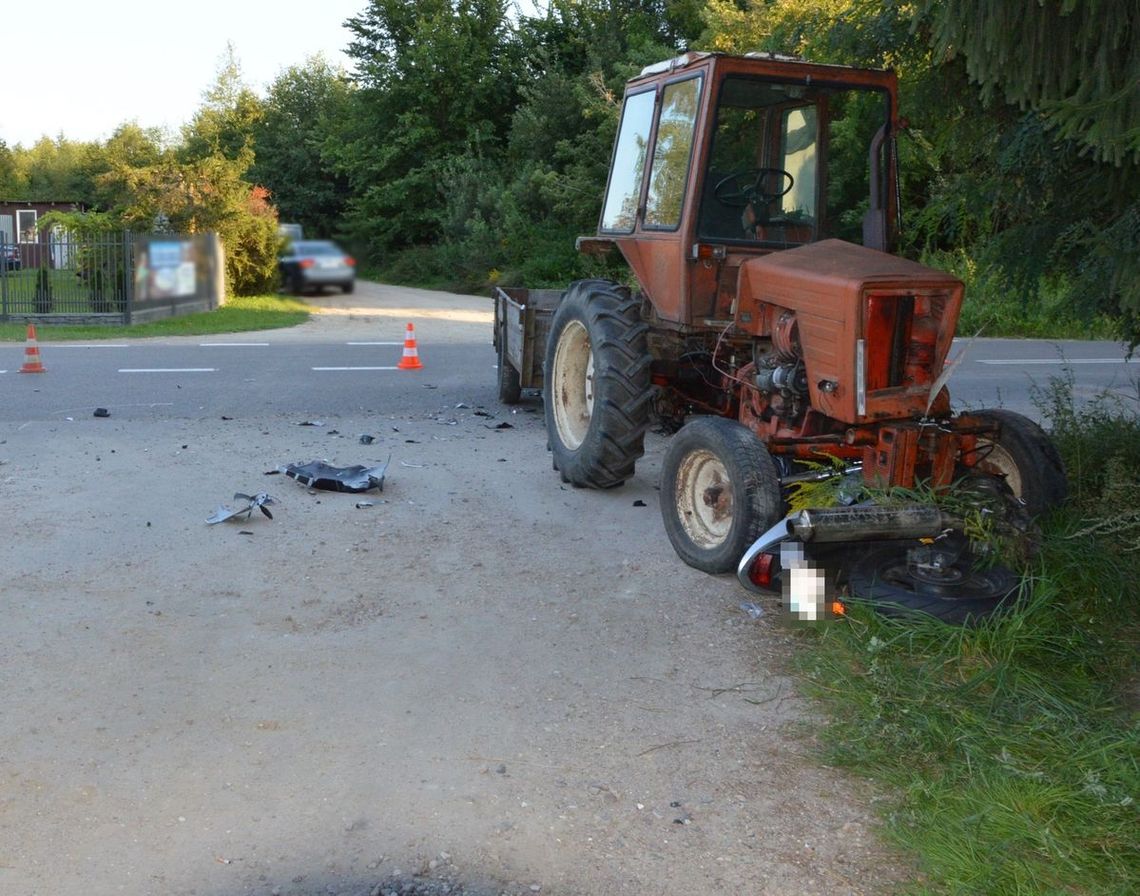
[0,294,310,341]
[790,381,1140,895]
[921,249,1119,341]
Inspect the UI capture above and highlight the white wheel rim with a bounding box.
[551,320,594,450]
[976,441,1024,499]
[675,448,733,549]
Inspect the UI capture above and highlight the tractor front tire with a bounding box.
[544,279,651,488]
[966,410,1067,517]
[660,416,783,574]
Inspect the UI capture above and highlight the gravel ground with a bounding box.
[0,283,913,895]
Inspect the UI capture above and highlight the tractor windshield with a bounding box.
[698,77,891,248]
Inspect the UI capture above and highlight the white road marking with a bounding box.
[312,366,399,371]
[119,368,216,373]
[977,358,1134,365]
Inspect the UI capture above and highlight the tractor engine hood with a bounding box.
[735,240,965,424]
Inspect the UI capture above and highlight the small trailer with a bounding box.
[492,286,562,404]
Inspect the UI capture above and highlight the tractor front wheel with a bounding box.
[660,416,783,574]
[965,410,1067,517]
[544,280,651,488]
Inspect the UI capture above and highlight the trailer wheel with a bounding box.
[660,416,783,574]
[497,321,522,404]
[965,410,1067,517]
[846,542,1022,624]
[544,279,651,488]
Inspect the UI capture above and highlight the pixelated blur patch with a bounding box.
[781,542,842,622]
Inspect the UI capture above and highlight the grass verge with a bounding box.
[0,294,310,341]
[792,380,1140,894]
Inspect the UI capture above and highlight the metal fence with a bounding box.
[0,231,221,326]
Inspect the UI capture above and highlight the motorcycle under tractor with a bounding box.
[493,52,1067,622]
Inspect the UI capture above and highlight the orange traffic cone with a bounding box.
[397,322,423,370]
[19,323,46,373]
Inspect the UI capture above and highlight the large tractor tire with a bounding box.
[846,542,1021,625]
[660,416,784,574]
[965,410,1067,517]
[544,279,651,488]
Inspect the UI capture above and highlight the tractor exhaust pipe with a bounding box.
[737,504,958,590]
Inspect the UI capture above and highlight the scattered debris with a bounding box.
[327,429,340,436]
[355,500,376,509]
[400,461,425,468]
[473,410,493,418]
[492,422,513,430]
[282,456,391,492]
[739,601,766,620]
[359,434,375,445]
[206,493,277,525]
[632,500,647,507]
[93,407,110,418]
[297,420,325,427]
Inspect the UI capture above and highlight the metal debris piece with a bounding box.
[206,492,277,525]
[282,455,391,493]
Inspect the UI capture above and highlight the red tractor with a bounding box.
[493,52,1066,621]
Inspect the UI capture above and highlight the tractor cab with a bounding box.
[585,52,900,328]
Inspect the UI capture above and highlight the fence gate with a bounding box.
[0,231,135,324]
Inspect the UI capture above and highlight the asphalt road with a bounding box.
[2,301,1134,424]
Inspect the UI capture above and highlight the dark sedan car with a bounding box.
[0,244,20,270]
[279,240,355,295]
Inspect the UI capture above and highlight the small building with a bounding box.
[0,200,86,268]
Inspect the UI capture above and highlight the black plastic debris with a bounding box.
[93,408,110,418]
[282,456,391,493]
[633,500,647,507]
[359,434,375,445]
[206,493,277,525]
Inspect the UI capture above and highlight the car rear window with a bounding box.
[295,241,339,255]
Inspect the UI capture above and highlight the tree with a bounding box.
[180,44,264,164]
[336,0,524,254]
[249,57,354,239]
[922,0,1139,167]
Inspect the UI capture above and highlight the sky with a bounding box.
[0,0,367,148]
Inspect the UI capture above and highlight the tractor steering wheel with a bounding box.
[713,168,795,208]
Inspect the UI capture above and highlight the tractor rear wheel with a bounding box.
[966,410,1067,517]
[544,279,651,488]
[660,416,783,574]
